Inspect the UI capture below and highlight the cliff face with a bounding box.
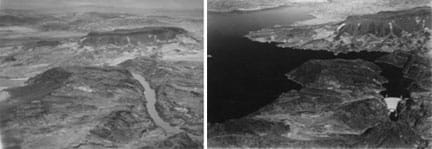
[338,6,431,37]
[81,27,195,47]
[0,66,200,149]
[246,6,431,54]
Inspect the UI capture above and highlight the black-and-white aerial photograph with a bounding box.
[0,0,203,148]
[208,0,431,148]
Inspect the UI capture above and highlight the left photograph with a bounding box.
[0,0,203,148]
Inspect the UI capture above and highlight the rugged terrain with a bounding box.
[246,6,431,54]
[0,9,203,149]
[209,4,432,149]
[120,58,203,139]
[0,10,203,87]
[209,58,431,148]
[209,59,427,148]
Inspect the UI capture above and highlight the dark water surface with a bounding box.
[208,8,407,123]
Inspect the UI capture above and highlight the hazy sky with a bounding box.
[0,0,203,10]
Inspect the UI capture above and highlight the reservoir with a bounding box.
[208,7,409,122]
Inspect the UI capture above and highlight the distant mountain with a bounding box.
[246,6,431,54]
[81,27,195,47]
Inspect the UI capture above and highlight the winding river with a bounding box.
[131,72,181,135]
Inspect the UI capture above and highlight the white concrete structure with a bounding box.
[384,97,402,113]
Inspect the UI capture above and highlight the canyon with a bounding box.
[208,4,431,149]
[0,9,203,149]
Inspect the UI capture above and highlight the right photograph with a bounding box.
[207,0,431,148]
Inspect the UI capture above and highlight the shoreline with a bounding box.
[208,5,289,13]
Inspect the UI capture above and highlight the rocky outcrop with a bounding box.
[0,66,201,149]
[246,6,431,54]
[208,59,427,148]
[81,27,196,47]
